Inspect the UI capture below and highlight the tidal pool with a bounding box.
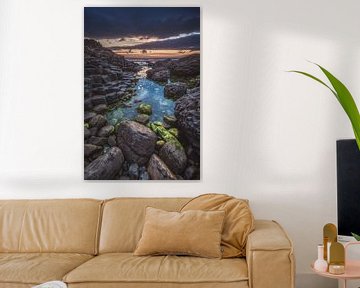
[107,77,175,125]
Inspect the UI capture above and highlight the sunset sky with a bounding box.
[84,7,200,49]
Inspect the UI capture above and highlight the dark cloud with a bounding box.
[84,7,200,39]
[129,34,200,50]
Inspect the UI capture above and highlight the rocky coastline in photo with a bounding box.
[84,39,200,180]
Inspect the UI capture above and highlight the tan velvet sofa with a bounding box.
[0,198,295,288]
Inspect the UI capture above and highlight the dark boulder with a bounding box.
[84,147,124,180]
[175,87,200,149]
[88,136,108,146]
[84,144,103,158]
[108,135,117,147]
[134,114,150,125]
[105,93,119,104]
[184,165,200,180]
[93,104,108,114]
[163,115,177,126]
[139,166,150,180]
[89,127,98,137]
[164,82,187,100]
[159,142,187,175]
[170,54,200,77]
[89,114,107,129]
[84,99,93,111]
[146,68,170,83]
[147,154,176,180]
[136,103,152,115]
[84,112,97,122]
[84,127,91,139]
[128,163,139,180]
[117,120,157,165]
[97,125,114,137]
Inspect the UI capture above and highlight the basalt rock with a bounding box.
[89,115,107,129]
[84,99,93,111]
[84,127,91,139]
[139,166,150,180]
[163,115,177,126]
[93,104,108,114]
[105,93,119,104]
[84,112,97,122]
[117,120,157,165]
[137,103,152,115]
[91,96,107,106]
[134,114,150,125]
[88,136,108,146]
[159,142,187,175]
[147,154,176,180]
[164,82,187,100]
[89,127,98,137]
[108,135,117,147]
[128,163,139,180]
[146,68,170,83]
[84,144,103,158]
[184,165,200,180]
[170,54,200,78]
[84,147,124,180]
[97,125,114,137]
[175,87,200,149]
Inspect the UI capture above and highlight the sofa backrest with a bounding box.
[0,199,102,255]
[99,197,190,253]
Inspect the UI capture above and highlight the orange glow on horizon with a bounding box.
[113,49,200,59]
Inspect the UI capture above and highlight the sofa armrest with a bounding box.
[246,220,295,288]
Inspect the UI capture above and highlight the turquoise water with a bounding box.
[107,77,175,125]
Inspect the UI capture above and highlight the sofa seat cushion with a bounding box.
[64,253,248,285]
[0,253,93,285]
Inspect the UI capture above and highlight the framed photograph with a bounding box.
[84,7,200,180]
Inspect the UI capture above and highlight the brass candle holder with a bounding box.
[323,223,337,262]
[323,223,345,274]
[329,242,345,274]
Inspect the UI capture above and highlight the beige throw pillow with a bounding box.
[181,194,255,258]
[134,207,225,258]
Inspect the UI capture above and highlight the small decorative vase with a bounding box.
[314,244,328,272]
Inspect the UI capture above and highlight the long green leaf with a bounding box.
[316,64,360,150]
[288,70,337,99]
[351,232,360,241]
[353,127,360,150]
[289,65,360,150]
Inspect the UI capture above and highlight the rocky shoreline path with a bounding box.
[84,39,200,180]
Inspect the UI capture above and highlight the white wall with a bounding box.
[1,0,359,287]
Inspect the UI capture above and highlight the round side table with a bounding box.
[311,242,360,288]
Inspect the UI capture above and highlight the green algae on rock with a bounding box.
[137,103,152,115]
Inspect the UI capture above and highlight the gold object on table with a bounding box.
[329,242,345,274]
[323,223,337,261]
[328,264,345,275]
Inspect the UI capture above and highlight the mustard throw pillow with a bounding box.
[181,194,255,258]
[134,207,225,258]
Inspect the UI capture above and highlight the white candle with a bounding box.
[327,242,331,263]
